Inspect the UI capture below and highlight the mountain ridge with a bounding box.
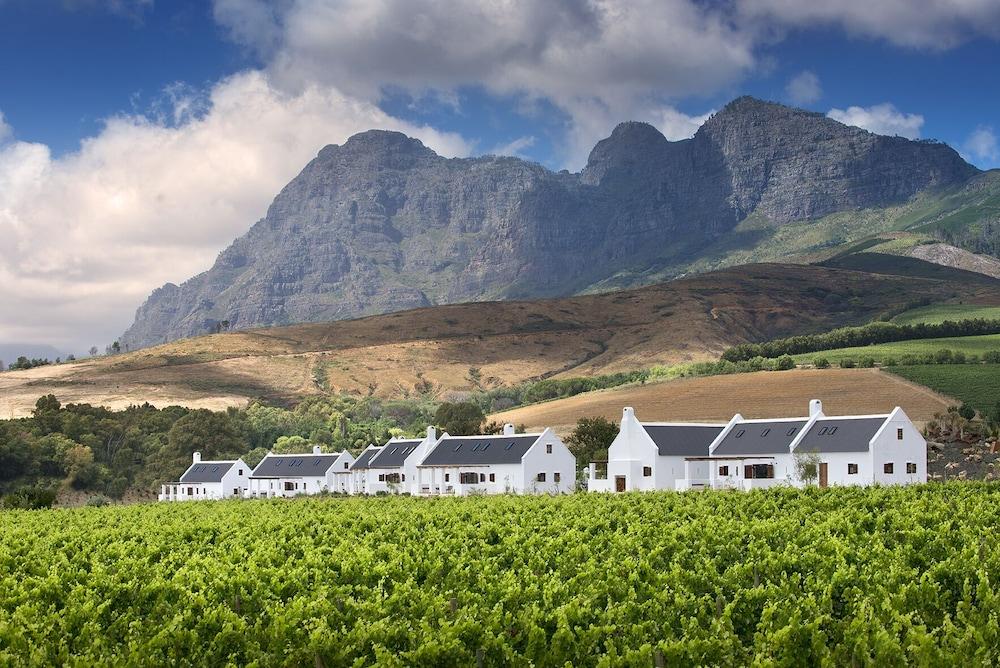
[122,96,978,350]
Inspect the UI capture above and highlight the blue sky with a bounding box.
[0,0,998,352]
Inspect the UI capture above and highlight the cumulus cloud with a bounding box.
[739,0,1000,49]
[0,71,471,350]
[785,71,821,105]
[964,126,999,166]
[651,107,714,141]
[490,136,536,158]
[826,103,924,139]
[0,111,11,143]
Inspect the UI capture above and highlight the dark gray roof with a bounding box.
[643,424,725,457]
[180,461,236,483]
[420,435,541,466]
[794,417,888,453]
[369,440,421,468]
[350,447,383,470]
[712,420,808,456]
[251,454,340,478]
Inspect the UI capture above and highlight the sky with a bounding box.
[1,0,999,355]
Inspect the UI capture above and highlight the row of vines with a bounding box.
[2,484,1000,665]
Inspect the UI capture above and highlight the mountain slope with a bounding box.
[122,97,976,349]
[8,261,999,418]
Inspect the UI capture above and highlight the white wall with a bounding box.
[600,407,657,492]
[520,429,576,494]
[871,408,927,486]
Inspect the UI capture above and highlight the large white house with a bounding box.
[159,452,250,501]
[355,428,443,495]
[590,400,926,492]
[246,446,354,498]
[415,424,576,495]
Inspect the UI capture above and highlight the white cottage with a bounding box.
[159,452,250,501]
[358,427,443,495]
[246,446,352,498]
[588,407,726,492]
[348,445,383,495]
[416,424,576,495]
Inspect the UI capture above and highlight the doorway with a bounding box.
[615,476,626,492]
[819,463,828,488]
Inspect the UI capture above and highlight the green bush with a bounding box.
[776,355,796,371]
[882,356,898,367]
[984,350,1000,364]
[958,403,977,420]
[813,357,830,369]
[2,487,57,510]
[839,358,856,369]
[952,350,967,364]
[934,349,954,364]
[859,356,876,368]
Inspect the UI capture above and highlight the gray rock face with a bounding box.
[122,97,977,349]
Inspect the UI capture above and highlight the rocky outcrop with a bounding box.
[122,97,977,349]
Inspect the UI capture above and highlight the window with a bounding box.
[554,472,561,483]
[489,473,495,483]
[907,462,917,474]
[454,444,462,451]
[479,473,486,482]
[642,466,652,477]
[761,428,770,437]
[385,473,401,484]
[884,463,894,474]
[284,481,294,491]
[818,427,828,435]
[848,463,858,475]
[786,427,797,437]
[897,428,904,440]
[735,429,745,438]
[378,474,385,482]
[829,427,838,435]
[459,472,478,484]
[505,442,514,450]
[238,469,243,476]
[187,487,193,495]
[546,443,553,454]
[234,488,240,496]
[719,466,729,476]
[744,464,775,479]
[444,473,450,482]
[401,474,406,482]
[344,462,349,469]
[537,472,546,482]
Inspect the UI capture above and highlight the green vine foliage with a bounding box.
[2,484,1000,665]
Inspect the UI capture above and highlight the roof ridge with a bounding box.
[440,433,542,439]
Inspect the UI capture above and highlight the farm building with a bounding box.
[589,400,926,492]
[159,452,250,501]
[245,446,354,498]
[348,445,383,495]
[357,427,443,495]
[415,423,575,496]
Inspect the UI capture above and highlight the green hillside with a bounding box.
[888,365,1000,414]
[791,334,1000,365]
[892,304,1000,325]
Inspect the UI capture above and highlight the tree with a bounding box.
[89,346,98,357]
[813,357,830,369]
[272,435,311,453]
[565,416,618,471]
[776,355,795,371]
[434,402,485,436]
[793,449,822,485]
[958,403,976,421]
[166,410,244,464]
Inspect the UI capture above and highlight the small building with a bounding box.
[360,427,442,495]
[416,424,576,495]
[589,400,927,492]
[246,446,353,498]
[588,407,726,492]
[348,445,383,495]
[159,452,250,501]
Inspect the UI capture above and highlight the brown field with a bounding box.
[0,261,994,417]
[490,368,955,436]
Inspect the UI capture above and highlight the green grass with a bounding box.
[892,304,1000,325]
[792,334,1000,365]
[887,364,1000,414]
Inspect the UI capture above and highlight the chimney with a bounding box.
[503,423,515,436]
[193,451,201,463]
[427,425,437,441]
[312,445,322,455]
[809,399,823,418]
[623,407,635,421]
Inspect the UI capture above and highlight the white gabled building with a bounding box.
[416,424,575,495]
[246,446,352,498]
[348,445,383,495]
[159,452,250,501]
[590,400,927,492]
[588,407,726,492]
[355,428,443,495]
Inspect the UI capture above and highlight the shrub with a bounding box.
[934,349,954,364]
[86,496,110,507]
[2,487,57,510]
[776,355,796,371]
[958,403,977,420]
[859,356,876,368]
[899,355,920,366]
[984,350,1000,364]
[840,358,856,369]
[952,351,967,364]
[813,357,830,369]
[882,357,898,367]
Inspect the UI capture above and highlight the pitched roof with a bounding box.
[642,424,726,457]
[712,419,808,456]
[180,461,237,483]
[368,439,422,468]
[420,435,541,466]
[350,447,384,470]
[793,416,889,453]
[251,453,340,478]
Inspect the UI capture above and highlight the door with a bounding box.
[615,476,626,492]
[819,462,828,488]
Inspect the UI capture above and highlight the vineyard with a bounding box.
[3,486,1000,665]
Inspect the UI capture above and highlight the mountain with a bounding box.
[122,96,977,349]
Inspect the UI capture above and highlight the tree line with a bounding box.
[722,318,1000,362]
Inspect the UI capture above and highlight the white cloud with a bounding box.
[964,126,999,166]
[0,71,472,350]
[785,71,821,105]
[0,111,11,143]
[826,103,924,139]
[652,107,714,141]
[739,0,1000,49]
[490,136,536,158]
